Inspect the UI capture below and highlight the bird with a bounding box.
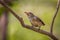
[24,12,45,30]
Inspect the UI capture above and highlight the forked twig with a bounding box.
[50,0,60,34]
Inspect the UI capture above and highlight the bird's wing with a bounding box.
[34,16,45,25]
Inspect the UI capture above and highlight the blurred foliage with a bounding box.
[0,0,19,16]
[0,0,60,40]
[0,7,5,16]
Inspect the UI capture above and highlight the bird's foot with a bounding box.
[32,26,34,28]
[38,27,41,30]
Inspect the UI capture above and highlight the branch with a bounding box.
[50,0,60,34]
[0,0,58,40]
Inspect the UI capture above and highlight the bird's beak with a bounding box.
[24,12,29,15]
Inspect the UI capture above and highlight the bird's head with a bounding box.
[24,12,34,17]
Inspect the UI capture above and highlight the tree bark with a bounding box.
[0,10,8,40]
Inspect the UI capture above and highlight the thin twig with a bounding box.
[50,0,60,34]
[0,0,58,40]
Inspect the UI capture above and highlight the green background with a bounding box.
[0,0,60,40]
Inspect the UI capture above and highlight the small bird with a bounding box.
[24,12,45,30]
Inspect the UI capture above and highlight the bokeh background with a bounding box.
[0,0,60,40]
